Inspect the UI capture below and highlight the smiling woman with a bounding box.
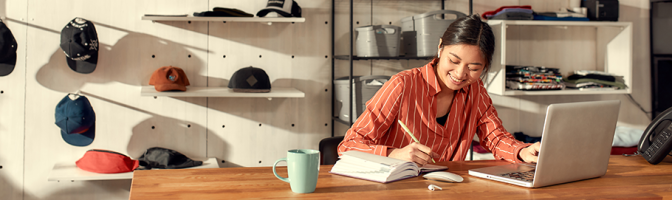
[337,14,541,166]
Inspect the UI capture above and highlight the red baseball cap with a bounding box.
[149,66,190,92]
[76,149,139,173]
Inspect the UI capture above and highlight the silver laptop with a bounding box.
[468,100,621,188]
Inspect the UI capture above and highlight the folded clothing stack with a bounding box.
[505,65,565,91]
[482,5,533,20]
[534,9,589,21]
[563,70,627,90]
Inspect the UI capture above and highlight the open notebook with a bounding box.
[330,151,447,183]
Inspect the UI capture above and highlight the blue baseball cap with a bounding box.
[55,95,95,146]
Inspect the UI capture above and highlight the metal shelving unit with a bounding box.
[330,0,472,137]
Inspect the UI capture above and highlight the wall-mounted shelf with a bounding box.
[494,88,630,96]
[48,158,219,181]
[141,16,305,23]
[487,20,630,27]
[334,55,433,60]
[141,86,305,98]
[484,20,633,96]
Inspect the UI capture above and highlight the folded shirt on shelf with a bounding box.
[505,65,565,91]
[488,8,534,20]
[564,71,627,90]
[534,11,587,18]
[482,5,532,20]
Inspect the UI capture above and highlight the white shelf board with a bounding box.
[142,16,305,23]
[48,158,219,181]
[141,86,305,98]
[487,20,631,27]
[498,89,630,96]
[484,20,633,96]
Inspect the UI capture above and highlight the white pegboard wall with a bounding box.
[2,0,330,199]
[0,0,653,200]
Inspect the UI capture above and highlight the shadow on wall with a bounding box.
[20,19,323,165]
[0,172,33,200]
[33,30,225,92]
[80,92,241,168]
[25,21,242,165]
[206,78,326,131]
[29,20,318,134]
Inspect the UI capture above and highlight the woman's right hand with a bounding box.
[387,143,439,167]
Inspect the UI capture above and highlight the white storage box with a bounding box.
[334,76,390,122]
[401,10,466,57]
[355,25,401,57]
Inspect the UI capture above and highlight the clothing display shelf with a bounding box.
[484,20,633,96]
[48,157,219,181]
[334,55,434,60]
[141,16,305,23]
[141,16,306,98]
[330,0,473,131]
[141,86,305,99]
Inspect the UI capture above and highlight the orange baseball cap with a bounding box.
[149,66,190,92]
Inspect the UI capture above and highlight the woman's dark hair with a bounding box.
[437,14,495,76]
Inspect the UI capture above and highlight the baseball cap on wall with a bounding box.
[256,0,302,18]
[55,94,96,147]
[0,19,17,77]
[60,17,99,74]
[228,66,271,93]
[149,66,191,92]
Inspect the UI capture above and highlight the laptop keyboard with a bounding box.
[500,170,535,182]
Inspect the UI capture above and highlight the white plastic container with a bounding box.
[355,25,401,57]
[333,76,390,122]
[401,10,467,57]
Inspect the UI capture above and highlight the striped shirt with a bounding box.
[337,59,531,163]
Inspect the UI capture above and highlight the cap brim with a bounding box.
[154,83,187,92]
[256,8,293,17]
[66,51,97,74]
[0,51,16,76]
[232,88,271,93]
[61,123,95,147]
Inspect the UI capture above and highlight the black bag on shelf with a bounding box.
[138,147,202,169]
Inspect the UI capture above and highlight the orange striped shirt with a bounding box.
[337,59,531,163]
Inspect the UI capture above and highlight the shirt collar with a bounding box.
[420,58,471,96]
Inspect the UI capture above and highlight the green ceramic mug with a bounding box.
[273,149,320,193]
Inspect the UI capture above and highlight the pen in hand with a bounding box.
[397,120,436,163]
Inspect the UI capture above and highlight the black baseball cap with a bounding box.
[194,7,254,17]
[0,20,17,77]
[60,17,99,74]
[256,0,302,18]
[228,66,271,93]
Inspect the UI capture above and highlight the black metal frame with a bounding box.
[331,0,473,137]
[650,0,672,119]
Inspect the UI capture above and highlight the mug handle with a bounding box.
[273,158,290,183]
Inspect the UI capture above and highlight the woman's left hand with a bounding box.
[519,142,541,163]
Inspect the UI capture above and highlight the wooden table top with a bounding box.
[130,155,672,199]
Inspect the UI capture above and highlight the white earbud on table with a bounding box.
[428,184,443,191]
